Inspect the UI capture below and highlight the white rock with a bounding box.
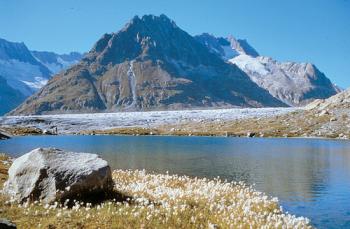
[3,148,113,203]
[319,110,329,116]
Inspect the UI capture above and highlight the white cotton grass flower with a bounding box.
[1,167,312,228]
[111,169,312,228]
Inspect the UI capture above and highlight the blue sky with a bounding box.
[1,0,349,87]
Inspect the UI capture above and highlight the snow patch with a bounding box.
[229,55,269,76]
[21,77,48,90]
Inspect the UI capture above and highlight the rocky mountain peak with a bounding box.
[226,35,259,57]
[87,14,223,70]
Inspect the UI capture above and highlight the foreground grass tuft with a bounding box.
[0,158,312,228]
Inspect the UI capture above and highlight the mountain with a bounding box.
[0,37,84,115]
[0,38,52,96]
[195,34,340,106]
[31,51,83,74]
[10,14,285,115]
[195,33,259,61]
[0,76,26,115]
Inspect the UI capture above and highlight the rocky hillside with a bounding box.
[196,34,340,106]
[10,15,285,115]
[152,88,350,139]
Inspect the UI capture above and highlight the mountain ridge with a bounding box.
[195,33,339,106]
[0,37,83,114]
[10,14,286,115]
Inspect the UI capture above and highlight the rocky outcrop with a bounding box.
[305,88,350,111]
[3,148,113,203]
[10,14,286,115]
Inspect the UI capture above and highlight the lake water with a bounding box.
[1,135,350,228]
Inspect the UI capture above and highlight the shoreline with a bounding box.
[1,106,349,140]
[0,153,313,228]
[2,131,350,142]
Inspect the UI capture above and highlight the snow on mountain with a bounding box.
[11,14,286,115]
[195,33,259,60]
[31,51,83,74]
[230,54,268,76]
[226,35,259,57]
[196,34,339,106]
[229,55,340,106]
[0,38,52,96]
[0,37,83,115]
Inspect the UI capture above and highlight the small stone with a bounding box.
[319,110,329,116]
[246,132,256,138]
[330,117,337,122]
[338,133,346,139]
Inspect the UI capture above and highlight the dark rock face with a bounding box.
[227,36,259,57]
[11,15,286,115]
[0,218,16,229]
[0,131,11,140]
[0,76,25,115]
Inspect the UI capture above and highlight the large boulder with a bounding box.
[2,148,113,203]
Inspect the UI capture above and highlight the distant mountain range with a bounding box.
[3,14,340,115]
[195,33,340,106]
[31,51,83,75]
[0,38,83,114]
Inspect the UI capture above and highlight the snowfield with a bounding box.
[0,107,297,134]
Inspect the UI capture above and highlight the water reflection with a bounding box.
[1,136,350,228]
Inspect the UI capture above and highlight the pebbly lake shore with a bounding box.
[1,106,349,140]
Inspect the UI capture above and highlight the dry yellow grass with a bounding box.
[0,155,312,229]
[76,109,334,138]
